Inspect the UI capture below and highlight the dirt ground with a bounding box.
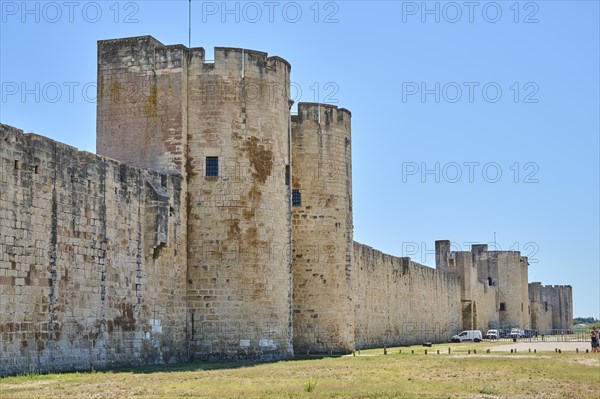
[492,341,596,352]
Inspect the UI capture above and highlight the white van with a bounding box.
[451,330,483,343]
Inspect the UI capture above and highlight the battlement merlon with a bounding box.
[292,103,351,128]
[532,283,573,290]
[435,240,451,270]
[210,47,290,78]
[98,35,204,71]
[98,36,290,79]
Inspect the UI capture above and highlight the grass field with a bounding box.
[1,343,598,399]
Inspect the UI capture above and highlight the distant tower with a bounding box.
[291,103,354,353]
[495,253,529,329]
[96,36,293,359]
[435,240,451,272]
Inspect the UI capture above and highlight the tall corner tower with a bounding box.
[185,46,293,360]
[97,36,293,360]
[291,103,354,353]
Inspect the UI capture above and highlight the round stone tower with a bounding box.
[185,46,293,360]
[97,36,293,360]
[291,103,354,353]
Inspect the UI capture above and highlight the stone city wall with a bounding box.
[0,124,187,376]
[353,242,462,348]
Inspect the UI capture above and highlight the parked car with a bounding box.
[486,329,499,339]
[510,328,524,338]
[452,330,483,343]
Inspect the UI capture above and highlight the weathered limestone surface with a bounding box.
[529,283,573,331]
[97,36,187,174]
[97,36,294,360]
[0,35,574,375]
[446,250,498,332]
[436,241,571,332]
[291,103,354,354]
[0,124,187,376]
[353,243,462,348]
[185,45,293,360]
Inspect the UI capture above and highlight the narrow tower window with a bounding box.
[285,165,290,186]
[206,156,219,177]
[292,189,301,207]
[499,302,506,311]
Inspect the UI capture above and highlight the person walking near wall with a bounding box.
[591,327,598,353]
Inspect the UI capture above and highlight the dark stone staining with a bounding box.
[185,156,198,178]
[244,137,273,184]
[228,219,241,239]
[113,303,136,332]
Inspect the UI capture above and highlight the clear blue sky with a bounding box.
[1,1,598,318]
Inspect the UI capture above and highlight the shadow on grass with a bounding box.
[0,353,346,380]
[86,353,337,375]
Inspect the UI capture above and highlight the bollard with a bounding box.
[437,350,440,355]
[486,349,490,354]
[515,349,517,353]
[555,348,558,353]
[474,349,476,355]
[399,349,401,354]
[511,349,513,354]
[586,349,589,353]
[559,349,562,354]
[448,347,451,354]
[425,349,427,355]
[534,349,536,353]
[529,349,531,353]
[411,350,414,354]
[576,348,579,353]
[384,347,387,355]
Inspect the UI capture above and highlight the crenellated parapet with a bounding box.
[293,102,351,128]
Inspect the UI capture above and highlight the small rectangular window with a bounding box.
[292,189,301,207]
[285,165,290,186]
[206,157,219,177]
[499,302,506,312]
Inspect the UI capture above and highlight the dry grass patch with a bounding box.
[1,343,598,399]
